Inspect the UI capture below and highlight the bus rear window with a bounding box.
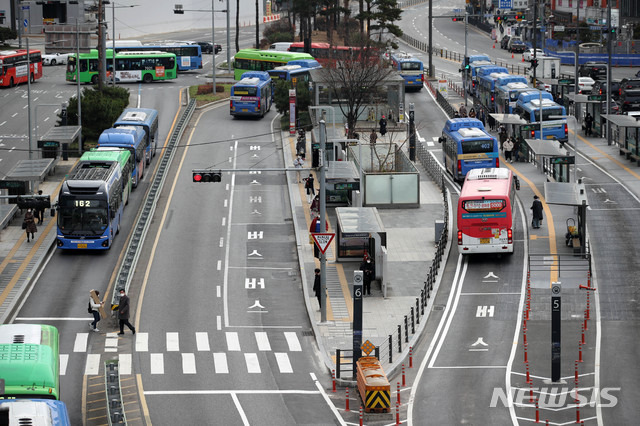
[400,62,422,71]
[233,87,258,96]
[461,139,495,154]
[462,199,506,212]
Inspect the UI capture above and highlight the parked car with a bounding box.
[578,77,595,94]
[508,39,526,53]
[42,52,70,66]
[193,41,222,54]
[619,89,640,113]
[578,62,607,80]
[500,36,511,50]
[619,78,640,97]
[601,98,620,114]
[591,80,621,99]
[523,48,545,61]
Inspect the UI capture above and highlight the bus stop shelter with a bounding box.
[524,139,573,182]
[544,180,589,254]
[601,114,640,165]
[490,113,528,158]
[38,125,82,159]
[564,93,608,137]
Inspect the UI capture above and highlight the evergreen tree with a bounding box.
[370,0,403,42]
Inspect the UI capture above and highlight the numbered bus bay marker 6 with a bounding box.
[311,233,335,254]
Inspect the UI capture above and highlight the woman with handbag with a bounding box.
[23,208,37,242]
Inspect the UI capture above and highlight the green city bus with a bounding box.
[66,49,178,84]
[0,324,60,400]
[233,49,315,80]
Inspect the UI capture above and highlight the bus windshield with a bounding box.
[57,198,108,235]
[461,139,496,154]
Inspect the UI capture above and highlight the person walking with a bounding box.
[313,268,322,308]
[359,256,375,296]
[584,112,594,137]
[23,208,37,242]
[477,108,486,127]
[503,136,515,163]
[88,290,104,332]
[459,103,467,117]
[531,195,544,229]
[304,174,315,204]
[35,190,45,224]
[117,289,136,335]
[379,115,387,137]
[513,137,521,162]
[310,194,320,217]
[468,107,476,118]
[369,129,377,145]
[498,125,507,150]
[293,156,304,183]
[487,111,496,131]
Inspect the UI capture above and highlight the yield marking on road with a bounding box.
[275,353,293,373]
[245,353,261,373]
[136,332,149,352]
[476,305,495,317]
[469,337,489,352]
[226,332,241,351]
[284,332,302,351]
[119,354,132,375]
[255,332,271,351]
[73,333,88,352]
[166,332,179,351]
[213,353,229,374]
[59,354,69,375]
[196,332,210,351]
[182,353,197,374]
[85,354,100,375]
[482,272,499,282]
[150,353,164,374]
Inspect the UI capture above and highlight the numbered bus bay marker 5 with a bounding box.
[311,233,335,254]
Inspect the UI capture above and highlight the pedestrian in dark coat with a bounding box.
[313,268,322,308]
[359,257,375,295]
[23,209,37,242]
[36,190,45,224]
[477,108,486,127]
[584,113,594,136]
[531,195,544,229]
[117,289,136,335]
[304,174,315,204]
[487,112,496,131]
[369,129,377,144]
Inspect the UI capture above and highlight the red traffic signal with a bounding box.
[452,17,460,22]
[193,170,222,183]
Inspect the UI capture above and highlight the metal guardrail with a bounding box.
[105,360,125,425]
[110,99,196,310]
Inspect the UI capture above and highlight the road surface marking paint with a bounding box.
[222,217,226,226]
[275,353,293,373]
[231,392,250,426]
[255,332,271,351]
[216,316,221,330]
[226,332,240,351]
[150,353,164,374]
[196,332,210,351]
[135,332,148,352]
[244,353,261,373]
[182,353,196,374]
[74,333,88,352]
[284,332,302,351]
[119,354,132,375]
[213,353,229,374]
[59,354,69,375]
[166,332,179,351]
[84,354,100,375]
[217,260,222,270]
[217,285,221,297]
[310,373,347,426]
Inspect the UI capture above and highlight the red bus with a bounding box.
[457,168,520,255]
[288,42,373,66]
[0,49,43,87]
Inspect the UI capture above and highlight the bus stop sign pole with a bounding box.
[551,282,561,382]
[353,270,363,375]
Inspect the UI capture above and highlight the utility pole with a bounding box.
[532,2,537,88]
[98,0,106,90]
[606,1,612,145]
[428,0,433,77]
[319,120,327,323]
[574,1,580,95]
[463,11,468,107]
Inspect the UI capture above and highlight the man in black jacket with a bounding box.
[117,289,136,335]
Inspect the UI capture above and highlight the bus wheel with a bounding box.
[143,73,153,83]
[91,75,99,85]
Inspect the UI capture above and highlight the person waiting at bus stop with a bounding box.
[503,136,515,163]
[359,255,375,296]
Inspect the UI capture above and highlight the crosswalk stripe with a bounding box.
[284,332,302,351]
[59,354,69,376]
[73,333,88,352]
[245,353,260,373]
[275,353,293,373]
[150,353,164,374]
[195,332,210,351]
[119,354,132,375]
[84,354,100,375]
[255,332,271,351]
[213,353,228,374]
[136,332,149,352]
[182,353,196,374]
[166,332,179,351]
[226,332,240,351]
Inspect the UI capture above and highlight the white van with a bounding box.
[269,42,293,52]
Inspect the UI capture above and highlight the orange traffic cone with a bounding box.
[493,44,496,49]
[512,53,514,59]
[522,56,525,62]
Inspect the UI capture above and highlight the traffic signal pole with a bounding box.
[464,12,468,107]
[532,4,537,88]
[319,120,327,323]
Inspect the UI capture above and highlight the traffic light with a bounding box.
[530,59,538,68]
[173,4,185,14]
[193,170,222,183]
[496,15,502,22]
[452,16,461,22]
[516,14,523,21]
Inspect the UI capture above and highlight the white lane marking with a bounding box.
[275,353,293,373]
[217,285,221,297]
[244,353,260,373]
[150,353,164,374]
[59,354,69,375]
[196,332,210,351]
[284,332,301,351]
[73,333,88,352]
[166,332,179,351]
[231,392,250,426]
[226,332,240,351]
[216,315,221,330]
[119,354,132,375]
[84,354,100,375]
[310,373,347,425]
[136,332,148,352]
[182,353,197,374]
[255,332,271,351]
[223,140,239,327]
[213,353,229,374]
[217,260,222,271]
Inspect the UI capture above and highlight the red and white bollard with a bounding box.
[402,364,406,387]
[346,388,350,412]
[575,360,579,382]
[332,369,336,393]
[581,324,585,345]
[396,401,401,425]
[526,362,531,384]
[397,382,401,404]
[579,341,583,363]
[409,346,413,368]
[524,342,528,363]
[359,406,363,426]
[535,399,540,423]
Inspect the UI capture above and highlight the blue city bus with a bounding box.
[494,75,529,113]
[114,43,202,71]
[56,150,132,250]
[0,400,71,425]
[230,71,273,118]
[97,126,147,188]
[267,59,321,86]
[476,67,509,112]
[438,118,500,181]
[390,53,424,91]
[464,56,493,95]
[113,107,159,164]
[516,90,568,142]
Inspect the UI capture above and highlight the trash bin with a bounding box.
[435,219,445,243]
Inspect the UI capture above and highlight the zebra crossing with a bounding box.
[62,330,303,376]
